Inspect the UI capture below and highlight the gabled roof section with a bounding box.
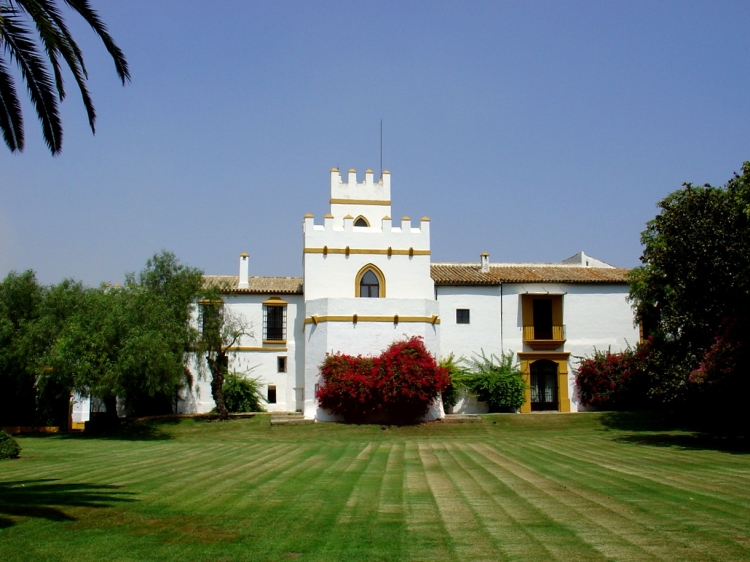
[203,275,303,294]
[430,263,630,285]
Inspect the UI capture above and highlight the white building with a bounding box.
[181,168,638,419]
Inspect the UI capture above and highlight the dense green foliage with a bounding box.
[222,372,265,413]
[463,351,527,412]
[0,430,20,459]
[629,162,750,412]
[441,351,527,413]
[2,414,749,561]
[0,252,203,425]
[439,354,467,410]
[0,0,130,154]
[317,336,450,423]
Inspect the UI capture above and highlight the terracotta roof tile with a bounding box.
[203,275,303,294]
[430,263,629,285]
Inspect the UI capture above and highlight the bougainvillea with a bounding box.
[690,317,750,409]
[316,336,449,423]
[575,340,653,410]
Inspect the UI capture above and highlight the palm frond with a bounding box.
[0,56,25,151]
[63,0,130,84]
[1,11,62,153]
[21,0,97,131]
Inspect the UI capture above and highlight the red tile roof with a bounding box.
[204,275,303,294]
[430,263,629,285]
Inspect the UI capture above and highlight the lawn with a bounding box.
[1,413,749,561]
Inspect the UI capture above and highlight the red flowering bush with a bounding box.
[575,340,652,410]
[690,317,750,409]
[316,336,449,423]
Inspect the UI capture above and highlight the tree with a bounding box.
[0,0,129,154]
[41,252,204,421]
[0,270,44,425]
[628,162,750,408]
[194,285,253,419]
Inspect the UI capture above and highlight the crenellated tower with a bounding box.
[301,167,441,420]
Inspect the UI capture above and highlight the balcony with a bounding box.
[523,325,566,350]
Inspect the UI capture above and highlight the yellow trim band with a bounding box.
[305,247,430,256]
[230,346,288,352]
[330,198,391,206]
[304,315,440,325]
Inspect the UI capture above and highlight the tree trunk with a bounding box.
[208,354,229,419]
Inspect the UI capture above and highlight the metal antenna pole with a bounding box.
[380,120,383,177]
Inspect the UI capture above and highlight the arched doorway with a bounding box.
[530,360,558,411]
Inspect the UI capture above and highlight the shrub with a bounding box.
[575,341,652,410]
[464,351,526,412]
[0,431,21,460]
[690,317,750,410]
[316,336,449,423]
[440,354,469,411]
[222,372,265,413]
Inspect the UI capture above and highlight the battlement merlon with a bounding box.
[329,167,391,203]
[302,214,431,250]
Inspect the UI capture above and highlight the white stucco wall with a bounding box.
[178,293,304,414]
[501,283,638,412]
[436,285,503,361]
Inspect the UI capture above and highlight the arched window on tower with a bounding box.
[354,216,369,227]
[359,270,380,298]
[356,265,385,298]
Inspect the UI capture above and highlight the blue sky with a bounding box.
[2,0,749,285]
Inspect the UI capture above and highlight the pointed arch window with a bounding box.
[353,216,369,227]
[355,265,385,298]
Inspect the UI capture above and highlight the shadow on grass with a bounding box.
[601,411,750,454]
[0,478,136,529]
[612,433,750,454]
[20,420,176,442]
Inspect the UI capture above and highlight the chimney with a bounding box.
[239,253,249,289]
[480,252,490,273]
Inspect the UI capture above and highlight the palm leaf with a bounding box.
[20,0,98,131]
[0,56,24,151]
[63,0,129,84]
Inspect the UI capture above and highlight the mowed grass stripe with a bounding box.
[169,443,306,512]
[403,440,454,560]
[322,443,406,560]
[548,436,750,502]
[536,437,750,518]
[266,442,388,558]
[549,434,750,489]
[417,442,499,561]
[469,442,685,561]
[523,438,750,550]
[436,441,575,561]
[498,439,741,561]
[440,443,616,560]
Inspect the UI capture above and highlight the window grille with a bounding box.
[264,305,286,341]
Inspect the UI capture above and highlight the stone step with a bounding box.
[442,414,483,423]
[270,417,314,426]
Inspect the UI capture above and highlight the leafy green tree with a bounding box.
[41,252,203,421]
[194,287,253,419]
[629,162,750,407]
[0,0,129,154]
[0,270,44,425]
